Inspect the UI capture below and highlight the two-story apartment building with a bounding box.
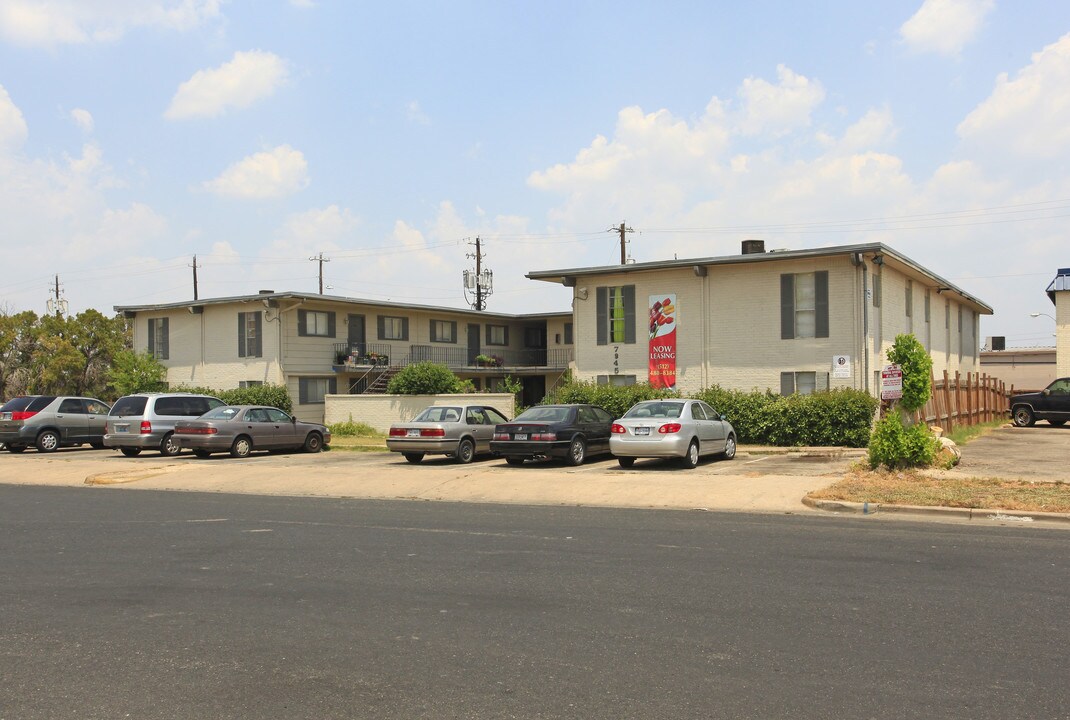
[116,292,573,423]
[527,241,992,396]
[1045,267,1070,377]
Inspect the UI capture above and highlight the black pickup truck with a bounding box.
[1010,377,1070,427]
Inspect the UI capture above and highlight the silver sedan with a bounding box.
[174,405,331,458]
[387,404,510,464]
[609,399,736,468]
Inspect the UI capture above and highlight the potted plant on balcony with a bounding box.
[475,353,495,367]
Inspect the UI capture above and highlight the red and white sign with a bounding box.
[648,294,677,390]
[881,364,903,401]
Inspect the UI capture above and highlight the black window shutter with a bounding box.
[780,274,795,340]
[623,285,636,344]
[147,319,155,355]
[815,271,829,338]
[329,378,337,394]
[780,372,795,396]
[565,322,573,345]
[299,378,308,405]
[450,321,457,343]
[327,312,336,338]
[429,319,435,341]
[237,313,246,357]
[596,287,608,346]
[160,318,169,359]
[485,325,491,345]
[377,316,386,340]
[503,326,509,346]
[297,309,308,337]
[254,312,263,357]
[401,317,409,341]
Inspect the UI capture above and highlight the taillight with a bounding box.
[177,427,216,435]
[140,421,152,434]
[611,423,626,434]
[658,423,682,434]
[531,433,557,441]
[389,428,408,437]
[420,428,445,437]
[493,432,509,440]
[11,411,38,421]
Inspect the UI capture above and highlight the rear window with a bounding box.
[110,396,148,417]
[1,396,58,412]
[153,396,223,416]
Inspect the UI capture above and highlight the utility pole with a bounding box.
[463,236,493,311]
[309,252,330,294]
[46,275,68,317]
[190,255,199,300]
[608,221,634,264]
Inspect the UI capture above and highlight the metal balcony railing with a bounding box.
[333,343,573,371]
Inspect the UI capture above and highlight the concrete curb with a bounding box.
[802,495,1070,525]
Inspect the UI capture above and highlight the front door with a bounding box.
[468,323,480,364]
[348,314,366,355]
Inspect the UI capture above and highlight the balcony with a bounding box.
[333,343,572,371]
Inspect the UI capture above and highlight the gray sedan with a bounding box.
[387,404,510,464]
[609,399,736,468]
[174,405,331,458]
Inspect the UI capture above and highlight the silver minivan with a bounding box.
[0,395,112,453]
[104,393,225,457]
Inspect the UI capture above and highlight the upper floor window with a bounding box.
[524,326,546,348]
[596,285,636,345]
[238,311,262,358]
[564,322,573,345]
[486,324,508,346]
[378,316,408,341]
[298,310,335,338]
[430,319,457,343]
[148,317,169,359]
[780,272,828,339]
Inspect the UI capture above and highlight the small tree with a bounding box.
[868,334,938,469]
[386,362,464,395]
[108,350,167,398]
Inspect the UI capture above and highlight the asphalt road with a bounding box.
[2,485,1067,720]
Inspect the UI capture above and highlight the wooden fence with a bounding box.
[919,370,1010,432]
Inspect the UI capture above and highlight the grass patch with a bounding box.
[328,436,388,452]
[944,418,1007,446]
[328,420,383,438]
[811,467,1070,513]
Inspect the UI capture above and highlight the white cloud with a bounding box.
[737,64,825,137]
[165,50,290,120]
[70,107,93,133]
[406,100,430,126]
[0,83,28,152]
[289,0,316,7]
[899,0,994,57]
[202,145,309,199]
[0,0,223,47]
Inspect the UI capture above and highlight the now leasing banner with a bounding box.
[648,294,677,389]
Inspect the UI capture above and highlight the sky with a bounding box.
[0,0,1068,348]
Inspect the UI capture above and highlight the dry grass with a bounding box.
[811,466,1070,513]
[328,436,388,452]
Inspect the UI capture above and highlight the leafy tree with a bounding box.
[0,310,40,398]
[386,362,465,395]
[886,333,933,414]
[868,333,938,469]
[108,350,168,398]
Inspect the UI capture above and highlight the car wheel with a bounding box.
[230,435,252,458]
[1049,420,1066,427]
[455,438,475,464]
[160,432,181,457]
[680,439,700,469]
[7,444,26,453]
[565,437,587,466]
[617,457,635,468]
[35,430,60,453]
[720,434,737,461]
[403,452,424,464]
[1012,406,1035,427]
[193,449,212,458]
[303,432,323,453]
[505,457,525,466]
[120,447,141,457]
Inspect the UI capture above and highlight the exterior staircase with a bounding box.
[363,366,399,394]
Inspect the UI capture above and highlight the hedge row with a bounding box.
[169,383,294,414]
[546,380,877,448]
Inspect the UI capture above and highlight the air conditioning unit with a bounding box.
[985,336,1006,351]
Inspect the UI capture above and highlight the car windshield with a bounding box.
[414,406,462,423]
[624,402,683,419]
[201,406,242,420]
[514,406,571,423]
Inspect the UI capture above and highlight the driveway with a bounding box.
[933,424,1067,482]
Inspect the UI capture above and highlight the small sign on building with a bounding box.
[881,364,903,401]
[832,355,851,379]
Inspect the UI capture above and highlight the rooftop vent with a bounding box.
[741,239,765,255]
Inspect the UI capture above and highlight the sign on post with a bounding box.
[881,364,903,401]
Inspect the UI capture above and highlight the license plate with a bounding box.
[407,429,420,437]
[634,427,650,436]
[514,433,528,441]
[0,413,9,421]
[114,424,129,433]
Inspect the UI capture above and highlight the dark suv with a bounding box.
[0,395,112,452]
[1010,377,1070,427]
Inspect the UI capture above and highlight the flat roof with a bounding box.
[526,242,993,315]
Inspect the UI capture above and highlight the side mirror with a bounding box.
[291,415,297,423]
[1042,389,1050,396]
[720,414,727,421]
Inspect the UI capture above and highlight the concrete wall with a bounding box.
[325,393,516,432]
[1058,291,1069,378]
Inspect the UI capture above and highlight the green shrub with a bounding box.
[887,334,933,412]
[170,383,293,413]
[329,420,380,437]
[386,362,464,395]
[867,411,938,469]
[546,379,677,418]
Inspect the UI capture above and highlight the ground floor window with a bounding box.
[239,380,263,388]
[780,371,829,396]
[596,374,636,386]
[299,377,337,404]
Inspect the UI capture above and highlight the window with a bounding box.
[59,399,85,413]
[298,310,335,338]
[780,371,829,396]
[86,400,109,415]
[238,380,263,389]
[238,311,262,358]
[596,374,636,386]
[564,322,573,345]
[148,317,169,359]
[595,285,635,345]
[430,319,457,343]
[299,377,337,404]
[524,326,546,348]
[486,324,508,346]
[690,402,707,420]
[265,408,290,423]
[780,272,828,339]
[378,315,408,341]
